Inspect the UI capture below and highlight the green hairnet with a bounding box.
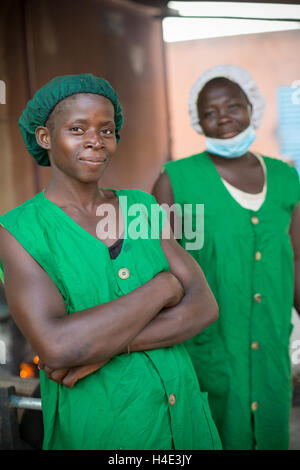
[19,73,124,166]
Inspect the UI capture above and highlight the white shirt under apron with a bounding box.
[221,153,267,211]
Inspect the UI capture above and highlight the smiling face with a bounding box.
[197,78,252,139]
[36,93,117,183]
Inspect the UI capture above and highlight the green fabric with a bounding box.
[19,74,123,166]
[0,188,221,450]
[164,152,300,450]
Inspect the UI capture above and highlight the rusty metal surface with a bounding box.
[24,0,169,193]
[0,0,170,216]
[0,0,36,214]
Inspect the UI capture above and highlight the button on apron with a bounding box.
[255,251,262,261]
[118,268,130,280]
[169,394,176,406]
[251,402,259,412]
[254,293,262,303]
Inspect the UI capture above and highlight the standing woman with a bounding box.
[153,65,300,450]
[0,74,221,450]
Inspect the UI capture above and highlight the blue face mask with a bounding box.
[205,124,256,158]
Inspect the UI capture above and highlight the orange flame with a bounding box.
[19,362,35,379]
[33,355,39,365]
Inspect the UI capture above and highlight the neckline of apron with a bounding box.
[201,151,270,214]
[39,188,128,259]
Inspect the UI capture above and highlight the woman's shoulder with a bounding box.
[164,152,208,171]
[116,188,158,205]
[262,155,299,181]
[262,154,295,170]
[262,155,300,207]
[0,192,43,227]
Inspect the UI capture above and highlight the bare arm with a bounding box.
[45,171,218,386]
[152,171,177,233]
[290,202,300,315]
[129,223,218,351]
[43,222,218,387]
[0,227,183,370]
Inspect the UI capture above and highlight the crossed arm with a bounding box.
[0,222,218,386]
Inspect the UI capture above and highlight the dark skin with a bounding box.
[0,93,219,387]
[153,77,300,315]
[197,77,264,194]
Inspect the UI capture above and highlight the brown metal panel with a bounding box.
[168,0,300,3]
[0,0,36,214]
[23,0,170,192]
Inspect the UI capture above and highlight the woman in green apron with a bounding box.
[0,74,221,450]
[153,65,300,450]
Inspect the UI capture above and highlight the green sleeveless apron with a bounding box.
[0,188,221,450]
[164,152,300,450]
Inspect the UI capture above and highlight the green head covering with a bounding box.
[19,73,124,166]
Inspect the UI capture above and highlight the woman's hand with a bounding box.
[155,271,184,309]
[39,360,110,388]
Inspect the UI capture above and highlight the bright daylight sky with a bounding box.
[163,2,300,42]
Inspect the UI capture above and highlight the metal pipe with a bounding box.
[9,395,42,411]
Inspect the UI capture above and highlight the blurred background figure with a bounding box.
[153,64,300,450]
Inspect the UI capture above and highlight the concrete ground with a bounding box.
[290,407,300,450]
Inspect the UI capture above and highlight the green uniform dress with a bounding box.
[164,151,300,450]
[0,188,221,450]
